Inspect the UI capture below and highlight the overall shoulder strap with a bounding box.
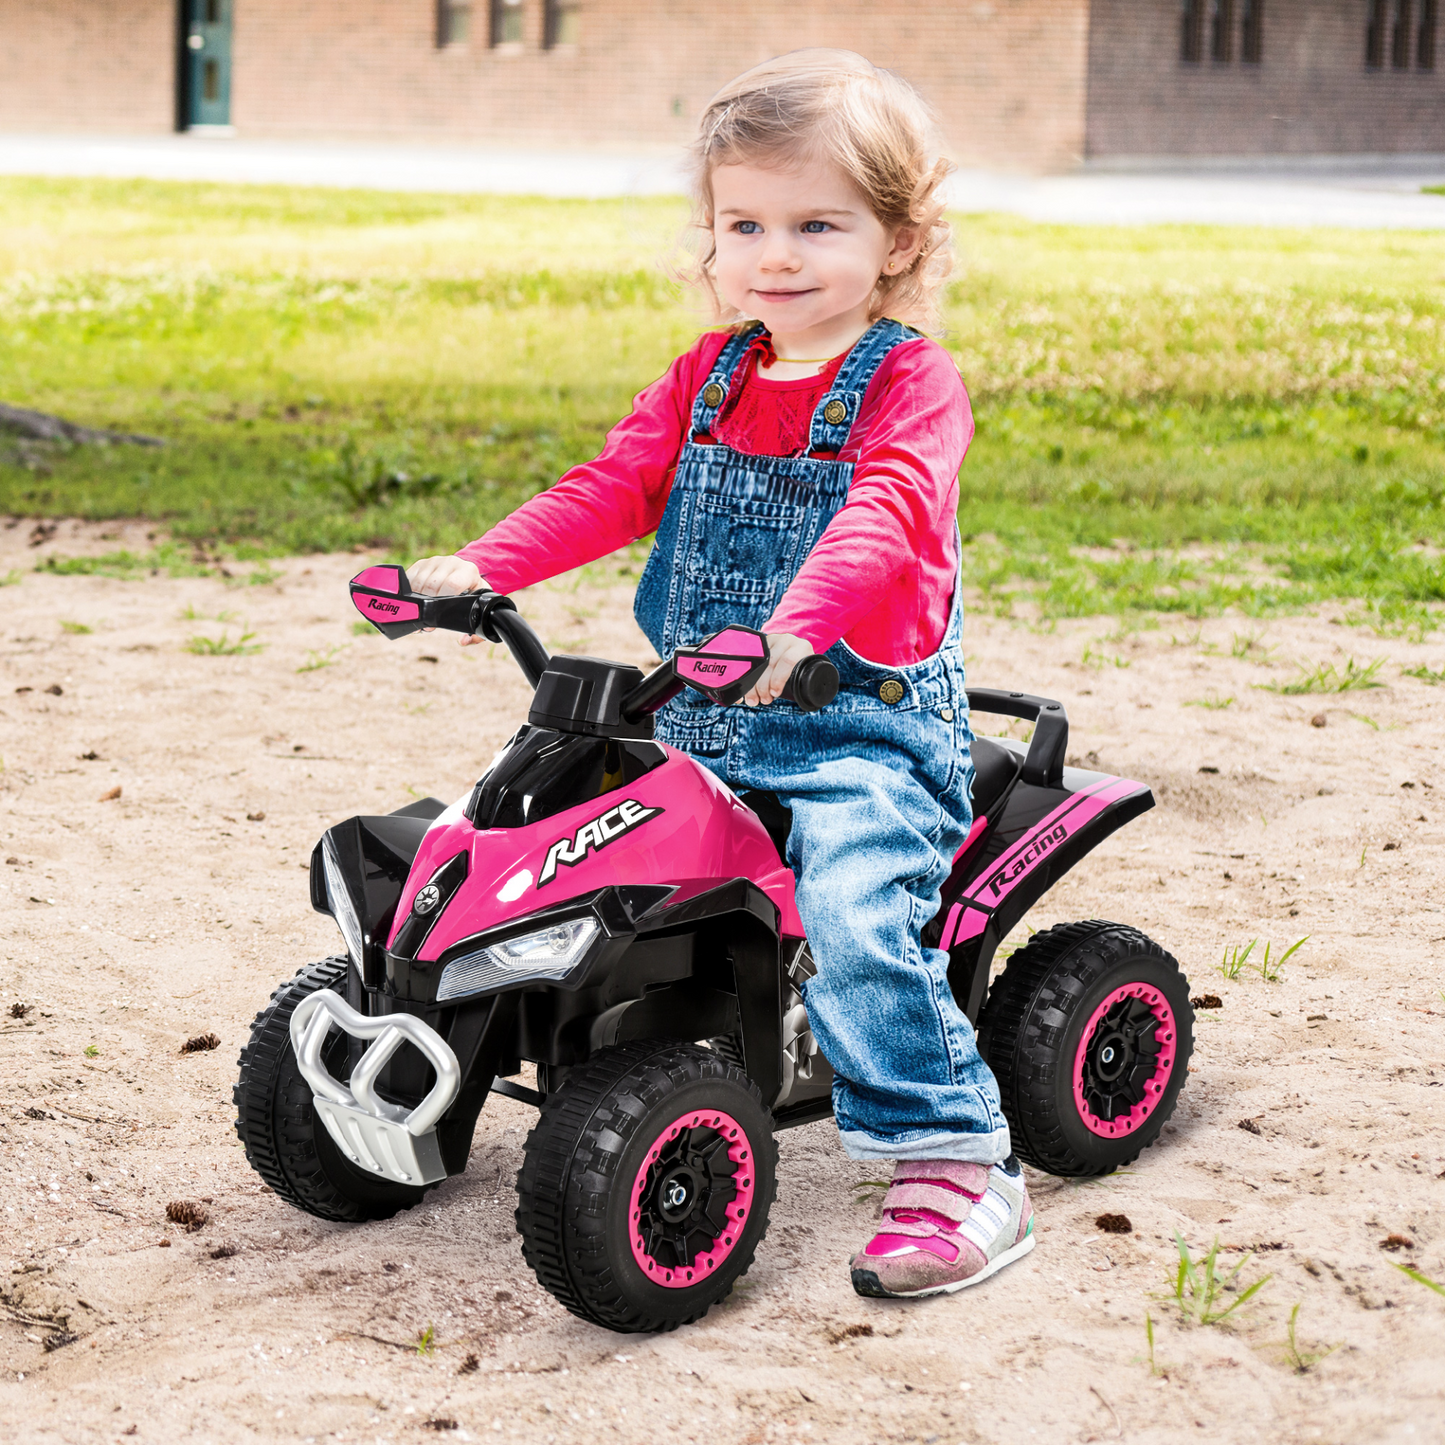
[690,324,765,436]
[807,319,924,454]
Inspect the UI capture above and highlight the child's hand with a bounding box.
[408,555,487,645]
[744,633,814,707]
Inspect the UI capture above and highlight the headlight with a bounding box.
[322,834,365,972]
[436,917,598,1002]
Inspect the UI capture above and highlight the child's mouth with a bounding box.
[753,288,816,304]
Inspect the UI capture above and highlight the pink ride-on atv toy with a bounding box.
[233,567,1194,1333]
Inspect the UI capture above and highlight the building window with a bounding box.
[1421,0,1438,67]
[1180,0,1204,62]
[438,0,471,46]
[1210,0,1234,61]
[544,0,580,47]
[1393,0,1415,67]
[1366,0,1386,65]
[490,0,524,46]
[1241,0,1264,62]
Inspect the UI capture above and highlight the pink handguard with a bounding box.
[349,564,427,638]
[674,626,771,706]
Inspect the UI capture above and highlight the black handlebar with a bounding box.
[475,598,550,690]
[620,664,686,721]
[780,654,840,712]
[407,590,551,690]
[621,646,839,720]
[350,569,838,718]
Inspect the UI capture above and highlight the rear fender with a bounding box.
[937,767,1154,1021]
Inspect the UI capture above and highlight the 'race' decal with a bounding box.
[538,798,663,886]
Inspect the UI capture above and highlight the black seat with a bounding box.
[969,737,1021,816]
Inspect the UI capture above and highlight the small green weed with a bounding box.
[852,1178,891,1204]
[180,604,238,623]
[1258,935,1309,983]
[1403,663,1445,685]
[414,1324,437,1356]
[1391,1262,1445,1296]
[0,569,21,587]
[1142,1312,1167,1377]
[1276,1302,1340,1373]
[83,1044,98,1058]
[186,630,262,656]
[1081,645,1131,670]
[1185,693,1234,710]
[1218,939,1257,981]
[1266,657,1386,694]
[297,644,349,674]
[351,619,377,635]
[244,563,284,587]
[59,620,92,634]
[1231,630,1275,661]
[1164,1233,1271,1327]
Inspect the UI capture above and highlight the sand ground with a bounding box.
[1,519,1442,1445]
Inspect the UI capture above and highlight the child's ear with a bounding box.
[886,224,922,272]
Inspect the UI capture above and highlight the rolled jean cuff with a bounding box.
[837,1122,1012,1165]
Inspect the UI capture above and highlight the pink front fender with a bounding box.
[390,748,802,959]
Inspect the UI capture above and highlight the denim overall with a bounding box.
[634,320,1010,1163]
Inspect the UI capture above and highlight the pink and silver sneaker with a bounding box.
[850,1156,1036,1298]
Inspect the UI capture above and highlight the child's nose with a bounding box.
[758,234,801,271]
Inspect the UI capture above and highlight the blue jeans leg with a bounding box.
[781,756,1011,1164]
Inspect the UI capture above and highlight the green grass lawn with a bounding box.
[1,176,1441,629]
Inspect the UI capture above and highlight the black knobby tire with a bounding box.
[233,956,433,1222]
[978,920,1194,1178]
[516,1039,777,1334]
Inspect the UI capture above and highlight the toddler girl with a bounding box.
[411,49,1034,1299]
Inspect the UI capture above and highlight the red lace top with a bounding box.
[710,336,846,456]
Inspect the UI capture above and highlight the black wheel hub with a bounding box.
[636,1125,739,1271]
[1080,995,1163,1121]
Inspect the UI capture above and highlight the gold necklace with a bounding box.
[764,354,838,366]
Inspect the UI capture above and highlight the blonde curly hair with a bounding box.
[685,49,955,335]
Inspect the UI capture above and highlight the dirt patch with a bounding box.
[1,522,1443,1443]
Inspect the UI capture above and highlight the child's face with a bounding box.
[710,159,913,346]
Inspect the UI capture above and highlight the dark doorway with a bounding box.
[182,0,233,127]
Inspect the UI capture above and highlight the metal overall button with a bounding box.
[822,397,848,425]
[940,706,954,722]
[701,381,726,408]
[879,678,905,705]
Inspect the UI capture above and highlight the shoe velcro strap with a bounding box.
[882,1179,980,1221]
[874,1213,959,1241]
[893,1160,991,1194]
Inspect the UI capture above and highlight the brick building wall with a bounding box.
[1085,0,1445,156]
[1,1,1437,168]
[0,0,1092,172]
[230,0,1090,171]
[0,0,175,132]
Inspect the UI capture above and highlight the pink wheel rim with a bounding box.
[627,1109,755,1291]
[1072,983,1177,1139]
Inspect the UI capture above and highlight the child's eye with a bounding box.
[801,221,830,234]
[734,220,760,235]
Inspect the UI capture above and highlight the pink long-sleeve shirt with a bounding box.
[458,330,973,665]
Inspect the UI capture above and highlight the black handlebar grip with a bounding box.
[780,655,840,713]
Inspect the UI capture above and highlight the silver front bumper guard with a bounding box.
[289,991,461,1187]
